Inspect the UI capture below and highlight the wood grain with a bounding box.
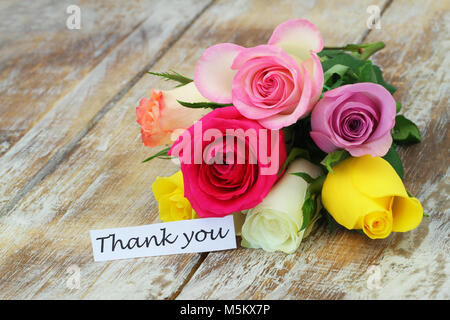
[0,0,214,300]
[0,0,448,300]
[176,0,450,299]
[0,0,366,299]
[348,0,450,299]
[0,0,164,155]
[0,0,213,212]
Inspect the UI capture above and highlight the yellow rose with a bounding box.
[321,155,423,239]
[152,171,197,222]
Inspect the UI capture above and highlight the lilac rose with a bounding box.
[310,83,396,157]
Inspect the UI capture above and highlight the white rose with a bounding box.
[241,158,322,254]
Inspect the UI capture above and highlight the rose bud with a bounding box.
[321,155,423,239]
[152,170,198,222]
[136,82,210,148]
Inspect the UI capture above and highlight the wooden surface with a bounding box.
[0,0,448,299]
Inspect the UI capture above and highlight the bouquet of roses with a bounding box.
[136,19,424,254]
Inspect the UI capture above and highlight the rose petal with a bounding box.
[268,19,323,60]
[231,46,303,121]
[346,132,392,157]
[310,131,339,153]
[169,106,287,217]
[391,196,423,232]
[350,155,408,199]
[301,53,323,102]
[194,43,244,103]
[231,45,293,70]
[311,91,353,135]
[324,83,396,140]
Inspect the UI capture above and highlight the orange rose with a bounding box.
[136,82,210,147]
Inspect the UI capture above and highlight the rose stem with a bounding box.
[323,42,386,60]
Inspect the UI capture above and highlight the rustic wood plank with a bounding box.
[176,0,450,299]
[0,0,166,155]
[0,0,214,300]
[0,0,213,211]
[1,0,447,300]
[0,0,362,299]
[346,0,450,299]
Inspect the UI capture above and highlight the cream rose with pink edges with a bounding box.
[194,19,324,130]
[136,82,210,148]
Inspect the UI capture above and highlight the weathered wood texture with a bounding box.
[0,0,448,300]
[0,0,212,210]
[0,0,170,155]
[0,0,214,299]
[0,0,359,299]
[176,0,450,299]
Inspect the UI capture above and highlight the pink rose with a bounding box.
[194,19,324,130]
[136,82,210,147]
[310,83,396,157]
[168,107,287,218]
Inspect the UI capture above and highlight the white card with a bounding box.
[89,215,236,261]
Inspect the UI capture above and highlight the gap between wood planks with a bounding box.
[355,0,393,43]
[0,0,216,217]
[0,0,395,299]
[169,0,394,300]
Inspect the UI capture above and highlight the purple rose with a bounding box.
[310,83,396,157]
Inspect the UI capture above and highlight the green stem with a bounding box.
[359,41,385,60]
[323,41,386,60]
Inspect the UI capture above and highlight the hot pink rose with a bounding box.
[168,107,287,218]
[194,19,324,130]
[310,83,396,157]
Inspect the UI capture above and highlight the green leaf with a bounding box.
[291,172,327,231]
[320,53,364,89]
[320,43,395,92]
[382,145,404,179]
[320,150,350,174]
[392,115,422,145]
[291,172,315,184]
[291,173,326,194]
[323,64,350,83]
[282,116,327,165]
[318,49,345,59]
[309,175,326,194]
[322,63,358,91]
[322,53,366,74]
[358,61,378,83]
[177,100,232,109]
[278,147,311,176]
[372,65,397,94]
[300,189,317,231]
[358,61,398,95]
[147,70,193,87]
[142,146,172,163]
[396,102,402,113]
